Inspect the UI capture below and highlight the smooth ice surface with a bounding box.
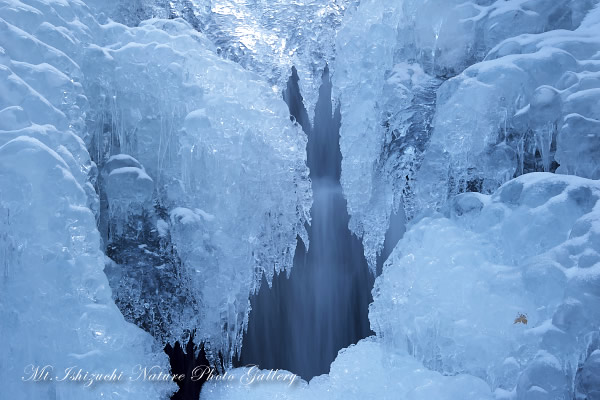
[371,173,600,397]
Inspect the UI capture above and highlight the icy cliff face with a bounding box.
[333,0,599,268]
[0,1,174,398]
[1,0,311,382]
[82,16,311,357]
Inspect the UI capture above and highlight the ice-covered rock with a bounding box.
[371,173,600,394]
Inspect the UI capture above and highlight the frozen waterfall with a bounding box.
[2,1,600,400]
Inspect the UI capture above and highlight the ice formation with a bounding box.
[0,1,174,399]
[204,173,600,399]
[333,0,600,268]
[416,1,600,213]
[200,1,600,398]
[202,337,493,400]
[82,15,311,356]
[372,173,600,398]
[2,0,600,399]
[1,0,311,393]
[0,2,175,397]
[0,136,174,399]
[91,0,352,122]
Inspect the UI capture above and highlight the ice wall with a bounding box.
[0,1,174,398]
[333,0,599,267]
[1,0,312,383]
[416,2,600,213]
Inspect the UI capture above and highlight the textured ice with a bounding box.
[83,17,309,358]
[86,14,310,360]
[1,0,311,379]
[82,14,310,360]
[0,138,173,399]
[3,0,600,398]
[0,1,176,398]
[415,2,600,212]
[370,173,600,397]
[575,349,600,400]
[333,0,599,267]
[89,0,352,122]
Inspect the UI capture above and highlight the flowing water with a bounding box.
[238,67,375,380]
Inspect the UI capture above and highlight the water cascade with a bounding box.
[239,66,375,380]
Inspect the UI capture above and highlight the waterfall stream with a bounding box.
[238,66,375,380]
